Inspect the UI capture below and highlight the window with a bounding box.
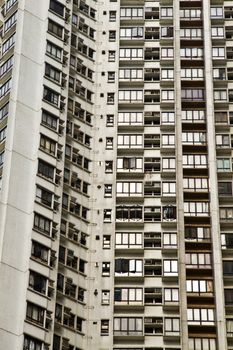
[115,232,143,249]
[38,159,54,180]
[161,69,174,80]
[212,47,225,58]
[118,112,143,125]
[161,26,173,38]
[41,110,58,130]
[0,103,9,121]
[183,178,208,191]
[180,47,203,59]
[163,260,178,276]
[115,259,143,276]
[225,289,233,305]
[161,90,174,101]
[162,182,176,196]
[109,30,116,41]
[120,8,143,19]
[34,213,51,235]
[106,114,114,126]
[6,0,17,12]
[119,48,143,60]
[217,158,231,172]
[102,262,110,276]
[181,68,204,80]
[161,47,174,59]
[109,10,116,21]
[220,207,233,220]
[183,154,207,168]
[117,134,143,148]
[101,290,110,305]
[116,182,143,196]
[43,86,59,106]
[162,134,175,146]
[164,288,179,302]
[104,184,112,197]
[211,7,223,18]
[103,235,111,249]
[23,335,42,350]
[218,182,232,196]
[114,288,143,305]
[78,287,85,303]
[0,151,5,166]
[4,11,17,32]
[164,318,180,336]
[162,157,176,171]
[189,338,216,350]
[161,7,173,18]
[2,33,16,54]
[185,253,211,268]
[0,79,12,98]
[180,9,201,19]
[31,241,49,264]
[223,261,233,275]
[114,317,143,336]
[180,28,202,38]
[182,132,206,145]
[108,50,116,62]
[116,205,142,222]
[36,186,53,208]
[105,160,113,173]
[181,89,204,101]
[103,209,112,222]
[40,134,56,155]
[117,157,143,172]
[106,137,113,149]
[29,270,47,294]
[120,27,144,39]
[214,90,227,101]
[212,27,224,38]
[163,232,177,247]
[0,56,13,77]
[213,68,226,80]
[186,280,213,294]
[107,92,114,104]
[50,0,64,17]
[119,90,143,103]
[119,69,143,81]
[221,233,233,249]
[48,20,63,39]
[101,320,109,335]
[184,202,209,216]
[45,63,61,83]
[108,71,115,82]
[26,302,44,326]
[0,127,6,143]
[46,41,62,61]
[187,308,214,325]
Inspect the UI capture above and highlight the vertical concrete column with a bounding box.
[203,2,227,349]
[173,1,189,348]
[0,1,49,349]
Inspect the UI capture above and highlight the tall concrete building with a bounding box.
[0,0,233,349]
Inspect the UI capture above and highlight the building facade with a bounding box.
[0,0,232,349]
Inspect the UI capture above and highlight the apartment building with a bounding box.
[0,0,232,349]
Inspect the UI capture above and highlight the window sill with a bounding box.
[28,287,51,300]
[45,52,63,65]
